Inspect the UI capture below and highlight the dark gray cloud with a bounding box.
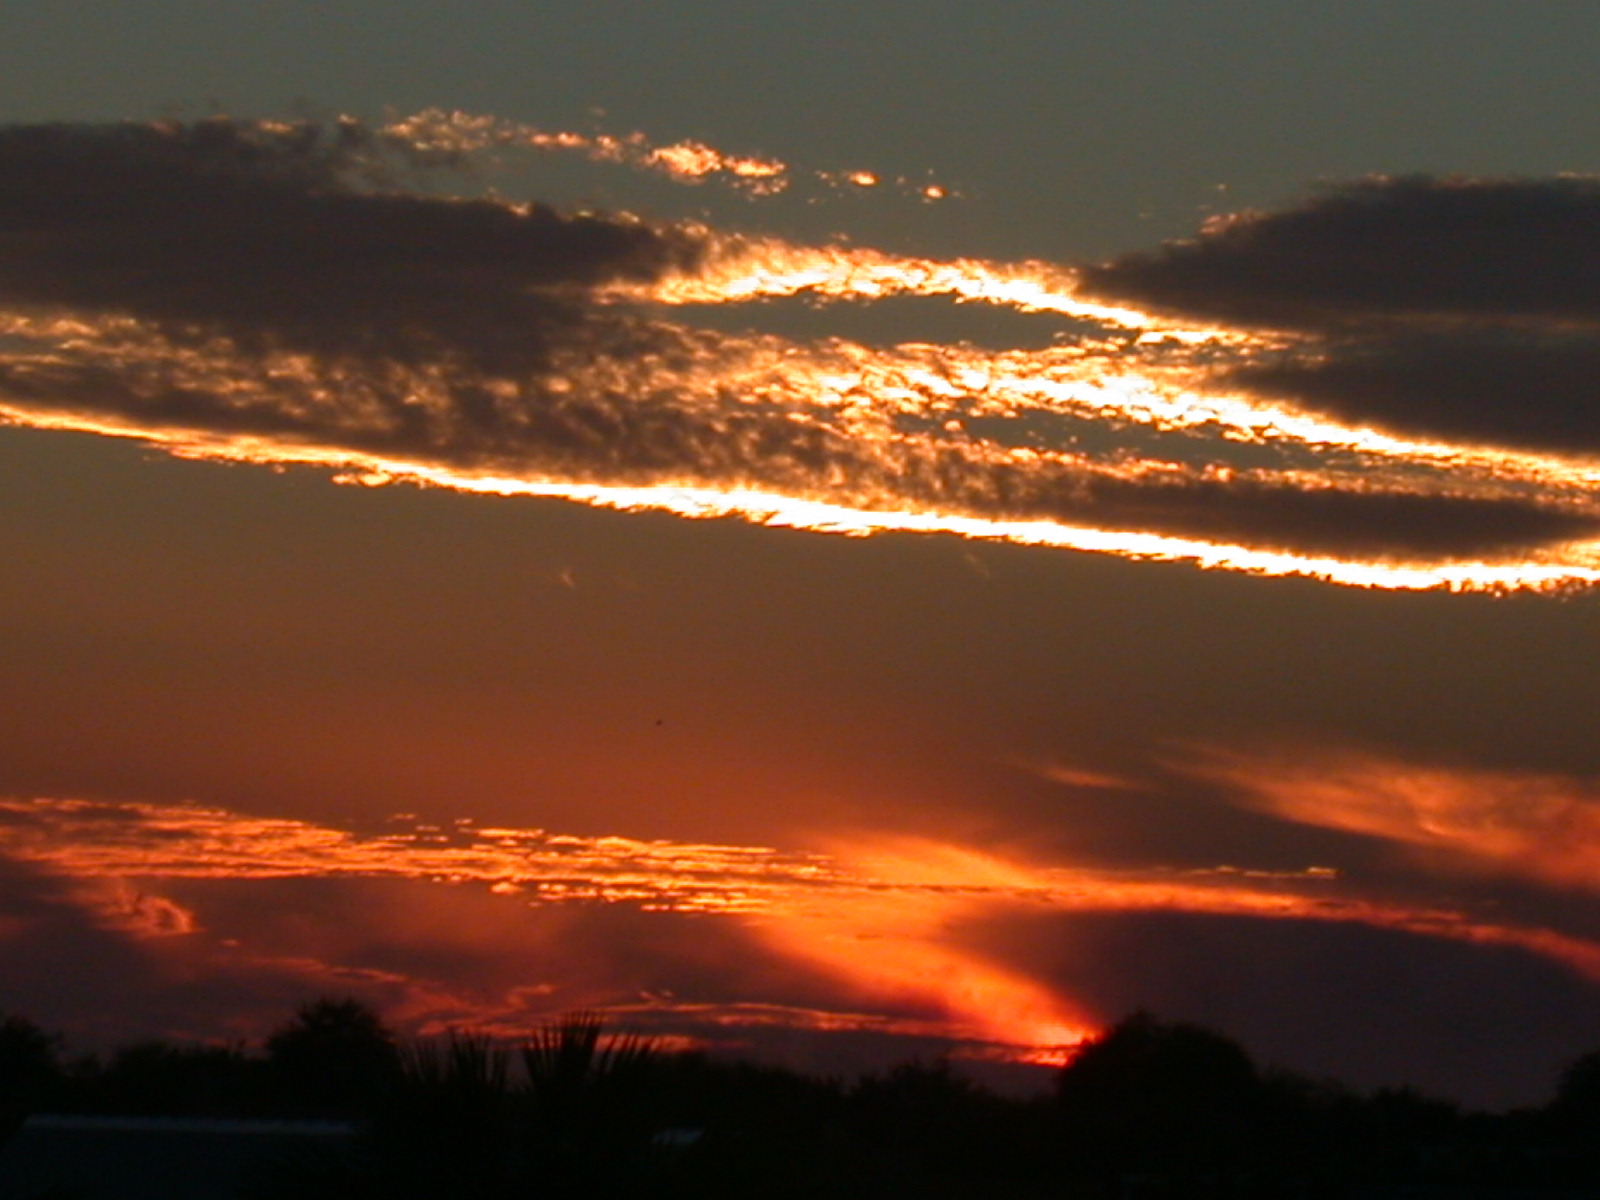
[1080,176,1600,330]
[1229,332,1600,455]
[1080,175,1600,518]
[0,119,703,371]
[1043,470,1596,559]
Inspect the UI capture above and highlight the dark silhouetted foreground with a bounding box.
[4,1001,1600,1197]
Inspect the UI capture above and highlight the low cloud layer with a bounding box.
[6,793,1600,1085]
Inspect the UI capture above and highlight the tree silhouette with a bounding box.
[265,997,401,1117]
[0,1014,63,1138]
[1551,1048,1600,1126]
[1543,1045,1600,1183]
[1056,1011,1264,1192]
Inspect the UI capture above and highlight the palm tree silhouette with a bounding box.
[519,1011,662,1189]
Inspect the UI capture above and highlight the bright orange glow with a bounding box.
[10,798,1600,1058]
[12,392,1597,594]
[385,110,787,195]
[626,235,1174,329]
[10,282,1600,593]
[753,838,1094,1057]
[380,110,960,202]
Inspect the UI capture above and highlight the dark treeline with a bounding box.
[5,1001,1600,1197]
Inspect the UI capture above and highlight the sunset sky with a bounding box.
[5,2,1600,1108]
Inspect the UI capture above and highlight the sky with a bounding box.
[4,2,1600,1108]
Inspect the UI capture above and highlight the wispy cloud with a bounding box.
[4,122,1600,589]
[0,798,840,912]
[386,109,949,200]
[1191,747,1600,897]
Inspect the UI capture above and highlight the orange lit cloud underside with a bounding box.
[7,797,1600,1058]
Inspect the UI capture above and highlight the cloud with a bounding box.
[5,339,1590,563]
[1079,176,1600,329]
[11,795,1600,1060]
[1189,747,1600,896]
[0,798,846,912]
[0,118,701,370]
[0,851,354,1047]
[1228,331,1600,455]
[4,123,1600,589]
[1042,468,1597,559]
[1065,175,1600,577]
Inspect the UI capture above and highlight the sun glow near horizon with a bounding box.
[7,786,1600,1063]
